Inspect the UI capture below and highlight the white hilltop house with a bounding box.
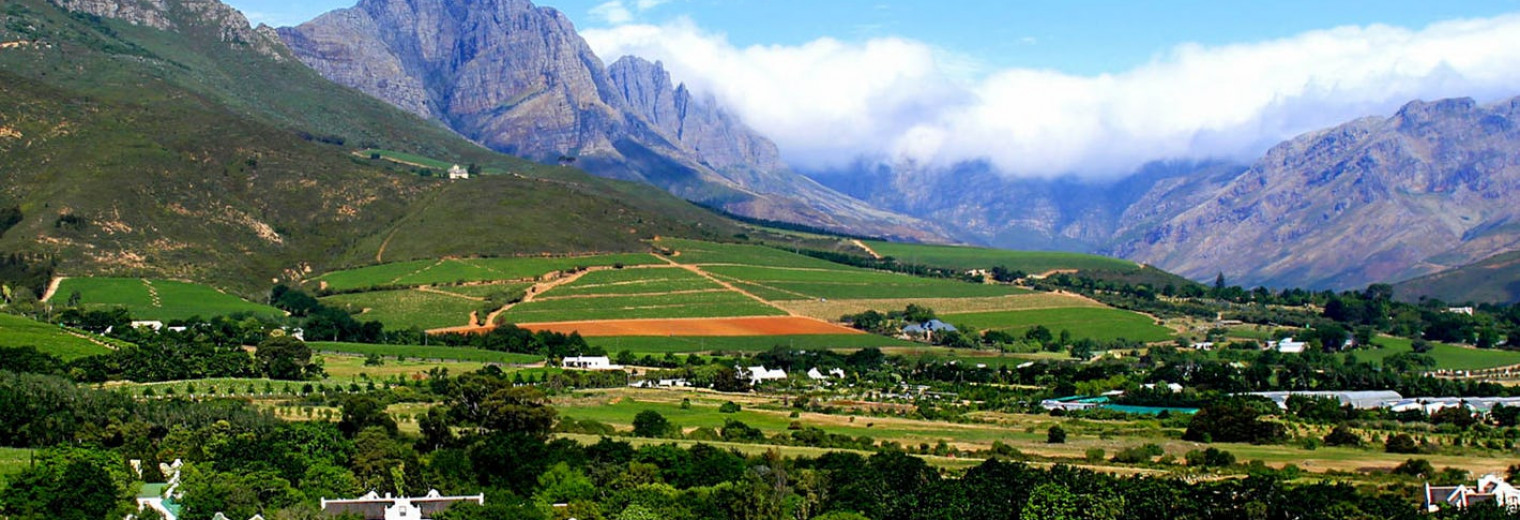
[806,367,847,381]
[562,356,622,370]
[1426,474,1520,512]
[744,365,787,385]
[1267,337,1307,354]
[322,490,485,520]
[447,164,470,179]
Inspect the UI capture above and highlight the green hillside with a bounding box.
[0,0,735,298]
[864,240,1139,273]
[1392,250,1520,304]
[0,313,113,360]
[54,277,282,320]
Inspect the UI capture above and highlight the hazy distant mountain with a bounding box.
[277,0,943,241]
[809,96,1520,290]
[1115,97,1520,290]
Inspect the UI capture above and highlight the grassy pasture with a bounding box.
[321,289,479,330]
[864,241,1140,274]
[0,448,34,480]
[586,334,918,354]
[312,254,662,291]
[320,354,486,379]
[310,260,435,292]
[54,278,281,320]
[545,267,720,297]
[500,291,785,322]
[1341,337,1520,371]
[431,282,533,299]
[704,265,1024,300]
[0,313,114,360]
[310,342,541,364]
[775,293,1104,321]
[941,307,1174,342]
[658,238,852,269]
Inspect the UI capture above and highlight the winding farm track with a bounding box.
[851,239,883,260]
[655,254,798,317]
[41,276,64,301]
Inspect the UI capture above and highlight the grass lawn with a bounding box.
[545,267,720,297]
[0,313,114,360]
[863,241,1139,274]
[319,354,486,380]
[1341,337,1520,371]
[500,291,786,322]
[55,278,281,321]
[0,448,33,482]
[313,254,664,291]
[321,289,480,330]
[311,341,541,364]
[704,265,1023,300]
[657,238,853,269]
[586,334,918,354]
[941,307,1175,342]
[311,260,436,291]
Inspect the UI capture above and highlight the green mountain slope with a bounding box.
[0,0,735,295]
[1393,250,1520,304]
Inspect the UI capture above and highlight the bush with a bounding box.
[1110,444,1163,464]
[719,401,741,413]
[1185,448,1236,467]
[1323,425,1362,447]
[1047,425,1067,444]
[1385,433,1420,454]
[632,410,671,438]
[1084,448,1105,463]
[1392,458,1435,478]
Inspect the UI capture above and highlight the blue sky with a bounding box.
[230,0,1520,176]
[232,0,1520,76]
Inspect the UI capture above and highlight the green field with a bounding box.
[54,278,282,321]
[941,307,1174,342]
[863,241,1139,274]
[431,282,534,299]
[704,265,1024,300]
[546,268,721,297]
[659,238,853,269]
[311,342,541,364]
[0,313,115,360]
[321,289,480,330]
[587,334,917,354]
[313,254,663,291]
[1343,337,1520,371]
[0,448,33,480]
[500,291,786,322]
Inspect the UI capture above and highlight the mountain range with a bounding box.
[275,0,942,242]
[7,0,1520,300]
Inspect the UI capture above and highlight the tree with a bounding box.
[1392,458,1435,479]
[339,395,398,437]
[1385,433,1420,454]
[1183,398,1284,444]
[256,335,313,380]
[633,410,671,438]
[0,447,131,520]
[1046,425,1067,444]
[1020,483,1079,520]
[1323,425,1362,447]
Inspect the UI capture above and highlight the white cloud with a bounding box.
[589,0,670,27]
[589,1,633,25]
[582,14,1520,177]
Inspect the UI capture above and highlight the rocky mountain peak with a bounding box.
[53,0,286,58]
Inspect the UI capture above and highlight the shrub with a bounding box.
[719,401,741,413]
[1385,433,1420,454]
[632,410,670,438]
[1323,425,1362,447]
[1084,448,1105,463]
[1392,458,1435,478]
[1185,448,1236,467]
[1047,425,1067,444]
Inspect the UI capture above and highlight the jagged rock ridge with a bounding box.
[277,0,942,241]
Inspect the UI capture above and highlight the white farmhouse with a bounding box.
[447,164,470,179]
[322,490,485,520]
[562,356,622,370]
[1426,474,1520,512]
[1267,337,1306,353]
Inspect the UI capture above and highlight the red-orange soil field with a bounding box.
[512,316,864,337]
